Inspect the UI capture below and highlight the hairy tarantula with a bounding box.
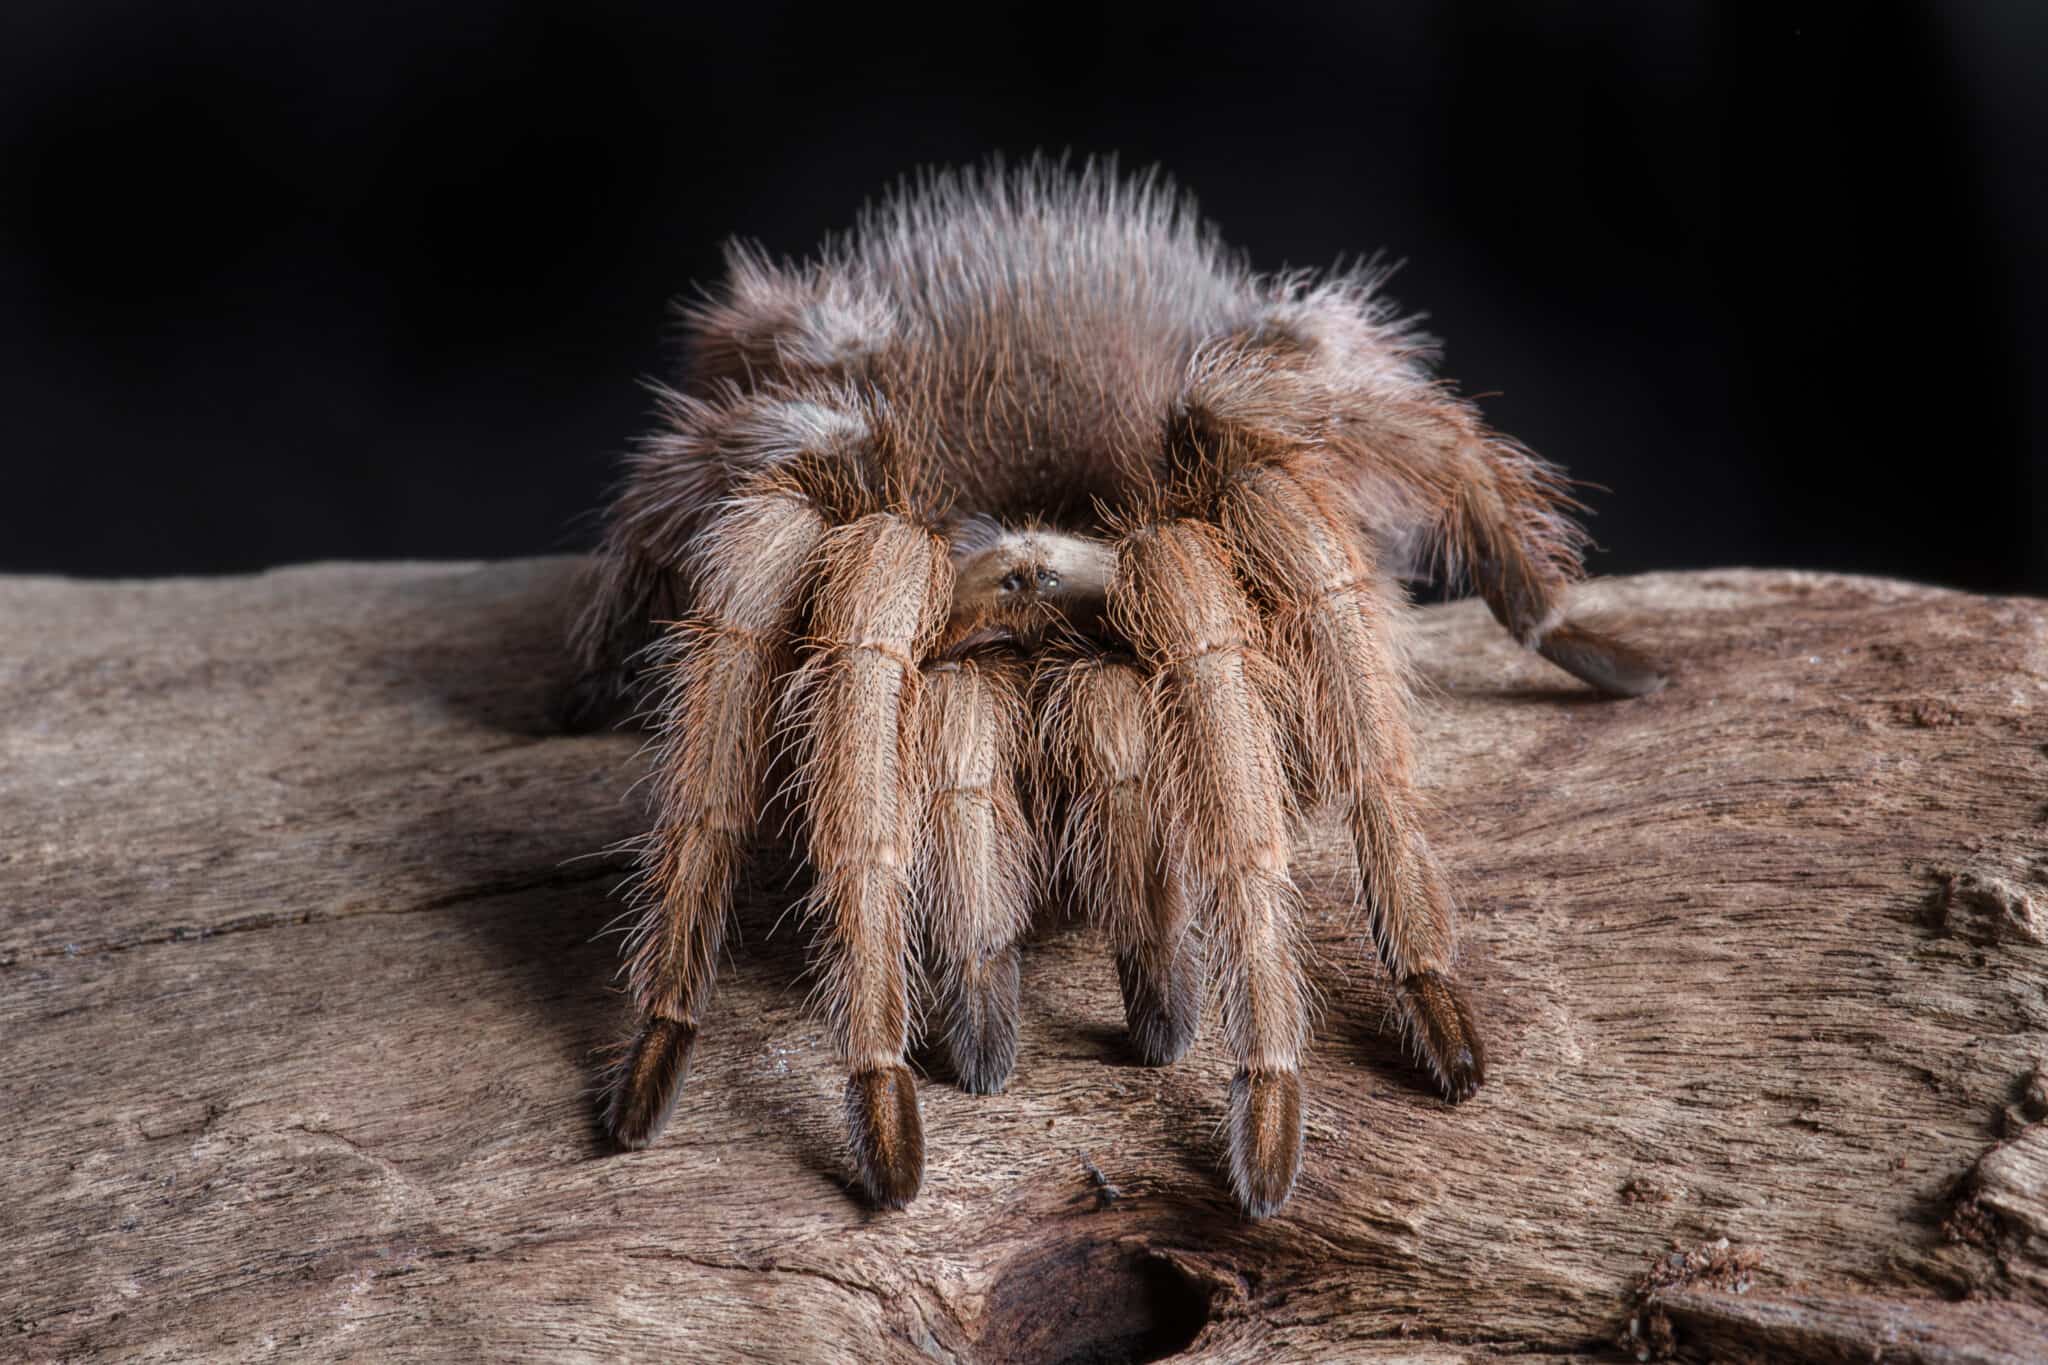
[566,163,1663,1219]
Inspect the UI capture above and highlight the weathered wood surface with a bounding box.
[3,560,2045,1363]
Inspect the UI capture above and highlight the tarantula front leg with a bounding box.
[1038,654,1204,1066]
[916,652,1036,1094]
[1112,520,1308,1218]
[787,513,952,1208]
[1219,457,1484,1099]
[606,482,827,1146]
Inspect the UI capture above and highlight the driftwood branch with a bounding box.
[2,561,2045,1362]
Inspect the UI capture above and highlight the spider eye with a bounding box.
[1000,573,1025,594]
[1037,570,1059,591]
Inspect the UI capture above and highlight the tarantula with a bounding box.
[566,163,1662,1219]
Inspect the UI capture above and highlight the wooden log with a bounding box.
[2,561,2044,1362]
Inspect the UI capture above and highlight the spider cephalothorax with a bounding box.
[568,163,1663,1218]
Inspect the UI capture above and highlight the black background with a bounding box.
[5,2,2042,592]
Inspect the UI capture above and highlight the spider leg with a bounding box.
[561,548,679,731]
[563,400,730,732]
[1112,520,1307,1219]
[1354,406,1665,696]
[564,383,885,730]
[1450,451,1665,697]
[787,513,951,1209]
[1038,655,1204,1066]
[1240,295,1664,695]
[915,652,1036,1095]
[1219,456,1485,1100]
[605,483,827,1147]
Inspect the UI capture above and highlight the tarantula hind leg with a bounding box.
[917,651,1035,1095]
[1396,970,1485,1101]
[605,483,828,1150]
[1455,484,1667,698]
[1533,620,1666,698]
[556,666,630,734]
[1039,655,1205,1067]
[1217,453,1489,1104]
[1115,917,1203,1068]
[560,550,683,733]
[607,1016,696,1148]
[932,945,1021,1093]
[845,1067,925,1210]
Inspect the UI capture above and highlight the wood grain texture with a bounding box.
[2,560,2044,1363]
